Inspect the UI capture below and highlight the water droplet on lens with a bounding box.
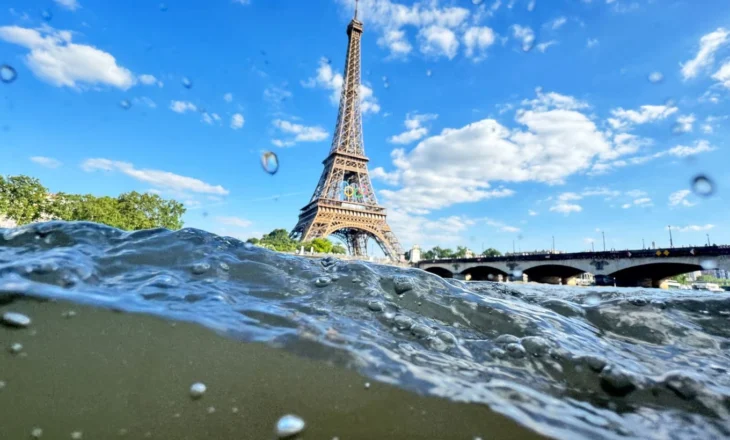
[1,65,18,83]
[41,10,52,21]
[691,174,714,197]
[261,151,279,175]
[189,382,206,399]
[119,99,131,110]
[701,259,717,270]
[1,312,31,328]
[364,382,371,389]
[275,414,305,438]
[648,71,664,83]
[31,427,43,438]
[182,77,193,89]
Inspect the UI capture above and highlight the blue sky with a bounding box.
[1,0,729,256]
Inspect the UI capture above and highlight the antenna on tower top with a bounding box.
[354,0,359,19]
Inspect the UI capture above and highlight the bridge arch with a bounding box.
[609,262,703,287]
[323,223,398,260]
[461,265,509,281]
[522,264,586,285]
[424,267,454,278]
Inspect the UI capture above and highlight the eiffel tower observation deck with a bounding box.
[290,0,403,261]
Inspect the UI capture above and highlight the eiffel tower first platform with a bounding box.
[290,1,403,261]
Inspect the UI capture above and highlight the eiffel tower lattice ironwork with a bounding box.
[290,2,402,261]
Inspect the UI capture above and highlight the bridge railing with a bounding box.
[418,245,730,265]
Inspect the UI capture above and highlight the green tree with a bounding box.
[1,175,186,231]
[674,274,689,285]
[0,175,49,224]
[482,248,502,257]
[454,246,469,258]
[331,243,346,254]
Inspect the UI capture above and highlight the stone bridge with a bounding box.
[416,246,730,288]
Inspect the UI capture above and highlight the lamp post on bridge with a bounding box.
[642,238,645,249]
[602,231,606,251]
[552,235,555,253]
[668,225,674,248]
[707,233,711,246]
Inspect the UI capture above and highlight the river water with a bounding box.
[1,221,729,439]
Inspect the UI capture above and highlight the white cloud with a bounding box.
[546,17,567,30]
[607,104,678,130]
[0,25,135,90]
[590,140,716,174]
[231,113,245,130]
[303,57,380,114]
[224,93,233,102]
[536,40,557,53]
[54,0,81,11]
[30,156,62,168]
[418,25,459,59]
[712,61,730,89]
[632,197,652,207]
[527,0,535,11]
[202,113,214,125]
[377,29,413,58]
[681,28,729,80]
[648,71,663,83]
[674,224,714,232]
[463,26,496,60]
[669,189,695,207]
[233,0,251,4]
[134,96,157,108]
[263,85,292,105]
[701,124,713,134]
[673,114,695,134]
[371,167,400,185]
[388,113,438,144]
[511,25,535,51]
[272,139,296,148]
[335,0,469,60]
[485,218,520,232]
[375,90,624,214]
[624,189,647,198]
[586,38,599,48]
[528,209,538,216]
[664,140,715,157]
[550,203,582,214]
[81,158,229,195]
[169,100,197,113]
[216,216,251,228]
[386,210,474,249]
[273,119,328,144]
[138,74,162,87]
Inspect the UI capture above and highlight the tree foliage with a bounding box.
[482,247,502,257]
[247,229,347,254]
[0,175,186,230]
[419,245,502,260]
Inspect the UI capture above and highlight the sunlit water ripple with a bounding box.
[1,221,729,439]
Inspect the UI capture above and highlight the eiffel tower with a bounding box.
[290,0,402,261]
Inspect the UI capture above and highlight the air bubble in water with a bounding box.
[207,406,216,414]
[71,431,83,439]
[691,175,714,197]
[585,293,601,306]
[182,77,193,89]
[31,427,43,438]
[261,151,279,175]
[9,342,23,354]
[701,260,718,270]
[648,72,664,83]
[119,100,131,110]
[314,277,332,287]
[189,382,206,399]
[1,312,31,328]
[364,382,371,389]
[275,414,305,438]
[1,65,17,83]
[41,10,53,21]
